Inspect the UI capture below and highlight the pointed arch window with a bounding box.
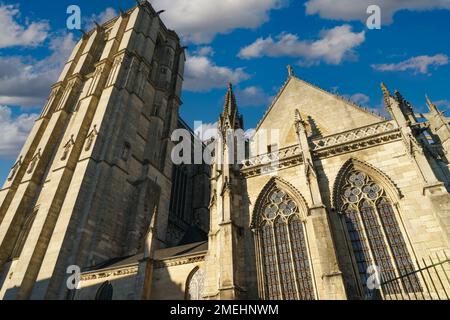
[255,188,315,300]
[95,281,113,300]
[338,170,421,298]
[186,267,205,300]
[10,208,38,260]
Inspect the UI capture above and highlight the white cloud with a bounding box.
[0,5,75,107]
[305,0,450,24]
[194,122,219,141]
[0,4,49,48]
[85,7,118,30]
[238,25,365,65]
[245,128,256,140]
[195,46,215,57]
[0,32,76,108]
[344,93,371,106]
[372,54,449,74]
[235,86,272,107]
[0,106,37,159]
[184,53,251,92]
[150,0,287,44]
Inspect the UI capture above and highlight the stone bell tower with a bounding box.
[0,2,185,300]
[202,84,247,299]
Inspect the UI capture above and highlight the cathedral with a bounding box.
[0,2,449,300]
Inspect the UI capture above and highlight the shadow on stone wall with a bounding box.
[151,266,185,300]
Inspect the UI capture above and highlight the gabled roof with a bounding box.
[255,75,386,133]
[83,241,208,273]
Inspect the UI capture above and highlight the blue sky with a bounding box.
[0,0,450,182]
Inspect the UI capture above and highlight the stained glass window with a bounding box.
[257,188,315,300]
[261,224,280,300]
[360,200,400,295]
[344,207,373,298]
[274,218,297,299]
[377,199,422,293]
[340,170,422,298]
[289,216,315,300]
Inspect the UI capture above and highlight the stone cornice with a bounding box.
[80,264,139,281]
[241,145,303,178]
[154,252,207,269]
[311,121,401,158]
[241,121,402,178]
[79,251,207,281]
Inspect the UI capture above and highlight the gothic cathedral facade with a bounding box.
[0,2,449,300]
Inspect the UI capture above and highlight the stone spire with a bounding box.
[381,83,417,124]
[381,82,392,109]
[223,83,237,116]
[395,89,415,121]
[423,95,450,156]
[426,95,439,113]
[294,109,306,131]
[287,64,295,77]
[135,204,159,300]
[381,82,389,95]
[380,84,446,192]
[294,109,319,202]
[218,83,243,134]
[203,84,247,300]
[144,205,158,259]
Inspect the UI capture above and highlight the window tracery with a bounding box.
[339,170,421,298]
[186,268,205,300]
[256,187,315,300]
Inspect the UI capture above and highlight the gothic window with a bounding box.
[261,224,279,300]
[339,170,421,298]
[10,208,38,260]
[289,215,315,300]
[344,208,373,296]
[169,165,188,222]
[186,267,205,300]
[274,218,297,300]
[377,199,422,293]
[256,188,315,300]
[95,281,113,300]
